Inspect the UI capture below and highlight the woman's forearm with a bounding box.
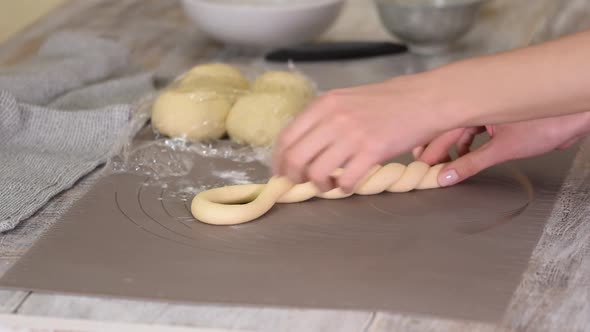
[426,29,590,128]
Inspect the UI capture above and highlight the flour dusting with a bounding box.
[212,170,254,185]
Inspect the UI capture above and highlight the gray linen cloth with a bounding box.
[0,31,154,232]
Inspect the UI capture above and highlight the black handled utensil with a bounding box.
[265,41,408,62]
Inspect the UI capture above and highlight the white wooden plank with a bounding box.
[0,313,245,332]
[367,312,503,332]
[154,305,372,332]
[16,294,167,323]
[0,260,28,314]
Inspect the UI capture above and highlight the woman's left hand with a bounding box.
[413,112,590,187]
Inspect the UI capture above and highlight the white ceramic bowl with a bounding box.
[181,0,346,48]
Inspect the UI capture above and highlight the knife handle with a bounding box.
[265,41,407,62]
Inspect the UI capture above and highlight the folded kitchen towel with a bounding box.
[0,31,154,232]
[49,72,154,111]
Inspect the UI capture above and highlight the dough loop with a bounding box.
[191,161,445,225]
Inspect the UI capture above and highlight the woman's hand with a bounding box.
[272,74,458,193]
[414,112,590,187]
[273,30,590,193]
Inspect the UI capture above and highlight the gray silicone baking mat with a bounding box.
[0,123,576,323]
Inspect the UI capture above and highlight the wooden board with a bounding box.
[0,0,589,330]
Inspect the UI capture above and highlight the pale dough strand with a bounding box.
[191,161,445,226]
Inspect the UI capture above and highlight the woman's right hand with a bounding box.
[272,73,460,193]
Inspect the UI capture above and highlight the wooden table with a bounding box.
[0,0,589,331]
[0,0,68,43]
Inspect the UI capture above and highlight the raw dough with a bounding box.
[226,93,301,146]
[180,63,250,90]
[152,65,317,146]
[151,89,232,141]
[191,161,445,225]
[152,63,250,141]
[252,71,314,104]
[176,78,246,104]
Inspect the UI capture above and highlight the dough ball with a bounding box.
[252,71,314,103]
[151,90,232,141]
[226,93,301,147]
[181,63,250,90]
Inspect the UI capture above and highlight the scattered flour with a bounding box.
[212,170,253,185]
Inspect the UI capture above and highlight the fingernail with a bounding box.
[439,169,459,187]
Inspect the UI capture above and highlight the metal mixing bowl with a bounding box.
[374,0,487,55]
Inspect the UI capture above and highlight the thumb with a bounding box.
[437,141,507,187]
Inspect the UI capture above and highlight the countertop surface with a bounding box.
[0,0,589,331]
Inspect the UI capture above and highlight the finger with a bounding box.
[412,145,426,160]
[438,140,507,187]
[306,140,357,192]
[273,95,338,175]
[456,127,484,157]
[439,154,453,163]
[282,122,339,184]
[558,137,579,150]
[485,125,495,137]
[419,129,465,165]
[337,152,381,193]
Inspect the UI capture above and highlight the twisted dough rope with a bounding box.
[191,161,445,225]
